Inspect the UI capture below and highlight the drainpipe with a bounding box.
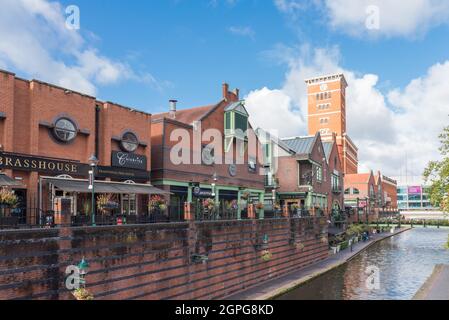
[95,105,100,158]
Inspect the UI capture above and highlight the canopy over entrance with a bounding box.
[0,173,23,187]
[41,176,171,195]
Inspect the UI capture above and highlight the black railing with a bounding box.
[195,206,240,221]
[264,208,283,219]
[0,207,42,230]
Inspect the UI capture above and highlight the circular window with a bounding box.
[53,118,77,142]
[120,132,139,152]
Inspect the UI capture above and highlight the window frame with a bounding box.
[53,117,78,143]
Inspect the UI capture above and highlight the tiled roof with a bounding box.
[152,104,216,125]
[281,136,316,155]
[323,141,333,161]
[344,173,372,185]
[255,128,296,154]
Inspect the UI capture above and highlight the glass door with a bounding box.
[122,194,137,215]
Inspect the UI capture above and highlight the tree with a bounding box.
[424,125,449,213]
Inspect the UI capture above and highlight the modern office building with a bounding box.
[397,185,436,211]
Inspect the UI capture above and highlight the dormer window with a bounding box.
[224,101,249,152]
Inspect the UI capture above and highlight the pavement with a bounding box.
[225,227,411,300]
[414,264,449,300]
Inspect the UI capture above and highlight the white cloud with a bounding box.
[0,0,159,96]
[245,44,449,178]
[275,0,449,38]
[228,26,255,40]
[246,87,306,137]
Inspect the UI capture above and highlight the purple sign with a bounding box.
[408,186,422,195]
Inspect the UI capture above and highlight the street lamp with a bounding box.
[211,172,218,197]
[88,155,99,226]
[77,257,89,288]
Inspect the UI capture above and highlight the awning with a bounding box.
[42,177,170,195]
[0,173,22,187]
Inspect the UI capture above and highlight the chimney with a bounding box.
[222,83,229,100]
[169,99,177,119]
[234,88,240,100]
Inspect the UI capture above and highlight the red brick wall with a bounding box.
[152,101,264,190]
[327,141,344,210]
[0,218,328,300]
[0,70,154,206]
[98,102,152,171]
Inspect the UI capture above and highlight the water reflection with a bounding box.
[277,228,449,300]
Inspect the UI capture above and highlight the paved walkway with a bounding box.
[414,264,449,300]
[226,227,411,300]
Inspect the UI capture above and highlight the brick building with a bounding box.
[150,84,265,220]
[0,69,166,225]
[306,74,359,175]
[376,172,398,209]
[344,172,377,220]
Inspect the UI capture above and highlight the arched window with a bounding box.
[353,188,360,195]
[344,188,350,195]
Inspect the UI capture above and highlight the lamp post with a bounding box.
[88,155,99,226]
[211,172,218,197]
[77,257,89,288]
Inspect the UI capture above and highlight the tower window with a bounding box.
[319,117,329,124]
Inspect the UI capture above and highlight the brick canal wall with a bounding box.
[0,218,329,300]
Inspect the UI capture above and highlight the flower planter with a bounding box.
[260,250,272,262]
[72,288,94,300]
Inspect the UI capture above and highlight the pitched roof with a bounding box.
[344,173,372,185]
[152,104,216,125]
[322,141,334,161]
[224,101,248,115]
[255,128,296,154]
[281,136,316,155]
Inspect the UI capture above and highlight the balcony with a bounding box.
[332,186,342,195]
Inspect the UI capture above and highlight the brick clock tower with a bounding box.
[305,74,358,174]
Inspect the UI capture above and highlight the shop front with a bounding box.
[41,176,169,226]
[0,151,169,227]
[158,180,264,221]
[278,191,328,216]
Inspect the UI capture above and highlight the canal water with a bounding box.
[277,228,449,300]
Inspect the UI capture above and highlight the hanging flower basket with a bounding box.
[203,198,216,211]
[295,242,305,251]
[97,194,118,211]
[260,250,272,262]
[0,188,18,208]
[149,195,166,208]
[255,203,265,210]
[241,192,250,200]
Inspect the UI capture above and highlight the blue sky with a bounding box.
[38,0,449,111]
[1,0,449,178]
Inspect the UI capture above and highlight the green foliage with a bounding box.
[424,124,449,213]
[446,235,449,250]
